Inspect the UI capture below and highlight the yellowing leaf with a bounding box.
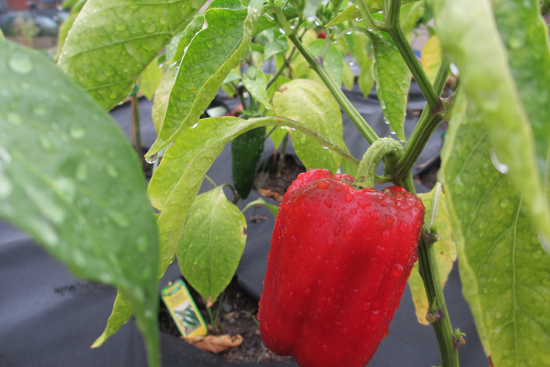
[421,36,442,84]
[408,188,457,325]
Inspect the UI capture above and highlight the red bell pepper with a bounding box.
[258,169,425,367]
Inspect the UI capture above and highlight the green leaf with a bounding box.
[326,5,360,28]
[140,58,163,100]
[178,186,247,301]
[242,197,279,217]
[222,71,242,86]
[342,60,355,91]
[273,79,345,172]
[421,35,441,84]
[491,0,550,200]
[264,38,289,61]
[0,42,160,367]
[440,92,550,366]
[152,65,177,134]
[169,15,205,63]
[368,31,410,141]
[429,0,550,254]
[54,12,78,61]
[291,40,344,86]
[409,189,456,325]
[148,116,357,268]
[0,28,4,40]
[243,67,272,109]
[58,0,205,111]
[358,57,375,98]
[146,7,261,158]
[399,2,424,34]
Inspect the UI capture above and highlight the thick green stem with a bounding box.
[288,34,379,144]
[402,173,459,367]
[395,57,451,178]
[354,138,403,188]
[387,26,442,114]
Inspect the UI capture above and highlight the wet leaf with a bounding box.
[169,15,205,63]
[408,189,456,325]
[264,38,289,61]
[146,7,261,158]
[58,0,205,110]
[342,61,355,91]
[140,58,163,100]
[440,92,550,366]
[242,66,272,109]
[368,30,410,141]
[326,5,361,28]
[0,42,160,366]
[152,65,177,134]
[291,40,344,86]
[421,35,441,84]
[54,12,78,61]
[399,2,424,34]
[430,0,550,254]
[178,187,247,301]
[273,79,345,173]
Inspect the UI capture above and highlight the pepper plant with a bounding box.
[1,0,550,366]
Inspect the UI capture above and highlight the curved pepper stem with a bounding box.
[354,138,404,189]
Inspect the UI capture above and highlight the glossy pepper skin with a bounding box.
[258,169,425,367]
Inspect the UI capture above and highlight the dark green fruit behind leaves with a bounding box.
[231,126,266,199]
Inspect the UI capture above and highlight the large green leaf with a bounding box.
[440,93,550,366]
[54,12,78,61]
[264,38,289,61]
[178,187,247,301]
[169,14,205,63]
[326,1,420,27]
[146,7,261,158]
[429,0,550,254]
[148,116,357,272]
[421,35,441,84]
[0,42,160,367]
[408,188,456,325]
[58,0,205,110]
[353,32,375,98]
[368,30,411,141]
[273,79,345,173]
[399,2,424,34]
[491,0,550,194]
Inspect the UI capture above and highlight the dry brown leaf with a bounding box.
[258,189,283,201]
[182,334,243,353]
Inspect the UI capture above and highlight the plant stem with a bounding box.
[288,34,379,144]
[387,26,441,114]
[204,175,217,188]
[266,46,296,89]
[395,57,450,178]
[354,137,403,188]
[398,171,459,367]
[131,94,143,166]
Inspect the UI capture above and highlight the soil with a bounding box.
[159,277,296,364]
[254,154,306,200]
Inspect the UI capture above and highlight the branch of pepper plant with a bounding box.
[395,56,451,179]
[398,172,460,367]
[266,46,297,89]
[287,34,379,144]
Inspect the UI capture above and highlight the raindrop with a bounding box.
[490,150,509,174]
[306,15,316,22]
[145,154,158,164]
[190,122,199,129]
[39,136,55,151]
[0,147,12,165]
[75,161,89,181]
[450,63,460,76]
[9,52,34,75]
[107,210,130,228]
[167,141,175,147]
[106,165,119,178]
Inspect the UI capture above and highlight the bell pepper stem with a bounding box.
[354,138,404,189]
[401,174,460,367]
